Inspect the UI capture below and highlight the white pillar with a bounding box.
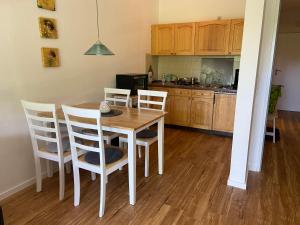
[248,0,281,172]
[227,0,266,189]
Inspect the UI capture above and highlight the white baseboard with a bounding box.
[248,162,262,172]
[227,179,247,190]
[0,172,47,202]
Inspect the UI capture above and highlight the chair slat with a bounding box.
[105,97,128,103]
[69,121,98,130]
[71,131,100,142]
[27,114,55,123]
[35,134,57,143]
[31,124,56,133]
[73,142,100,153]
[139,100,164,106]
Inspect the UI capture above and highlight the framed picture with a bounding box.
[39,17,58,39]
[41,48,60,67]
[37,0,56,11]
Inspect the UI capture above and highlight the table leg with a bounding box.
[158,117,164,175]
[127,131,136,205]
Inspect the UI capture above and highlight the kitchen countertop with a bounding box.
[149,82,237,94]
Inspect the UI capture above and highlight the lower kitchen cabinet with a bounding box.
[212,93,237,132]
[190,97,214,129]
[150,86,237,133]
[171,96,191,126]
[164,96,172,124]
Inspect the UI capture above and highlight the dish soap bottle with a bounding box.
[148,65,153,84]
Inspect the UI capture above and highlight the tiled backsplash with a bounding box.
[156,56,240,85]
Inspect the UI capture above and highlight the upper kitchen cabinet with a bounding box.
[151,24,174,55]
[195,20,231,55]
[151,23,195,55]
[228,19,244,55]
[174,23,195,55]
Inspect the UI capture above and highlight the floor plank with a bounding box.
[1,111,299,225]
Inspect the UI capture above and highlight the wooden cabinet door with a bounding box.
[164,96,172,124]
[190,97,214,130]
[229,19,244,55]
[213,94,237,132]
[174,23,195,55]
[171,96,191,126]
[195,20,231,55]
[151,24,174,55]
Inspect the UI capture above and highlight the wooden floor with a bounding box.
[1,111,300,225]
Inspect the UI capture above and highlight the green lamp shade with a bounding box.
[84,41,114,55]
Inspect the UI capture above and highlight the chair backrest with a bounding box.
[62,105,106,171]
[104,88,131,107]
[21,100,63,157]
[138,89,168,111]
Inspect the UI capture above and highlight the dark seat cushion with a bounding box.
[136,130,157,139]
[46,138,70,153]
[85,147,124,165]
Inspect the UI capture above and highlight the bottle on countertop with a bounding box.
[148,65,153,84]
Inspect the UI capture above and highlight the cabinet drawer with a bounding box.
[169,88,191,97]
[192,90,214,98]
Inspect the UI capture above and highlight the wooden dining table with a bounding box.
[55,102,166,205]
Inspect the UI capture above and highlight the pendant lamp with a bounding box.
[85,0,114,55]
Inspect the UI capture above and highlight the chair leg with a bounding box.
[99,174,107,217]
[145,145,150,177]
[73,166,80,206]
[46,160,53,177]
[273,117,276,144]
[119,141,124,171]
[34,156,42,192]
[138,145,142,159]
[58,161,65,201]
[91,172,96,181]
[66,162,72,174]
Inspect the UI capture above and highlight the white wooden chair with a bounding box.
[266,111,278,143]
[104,88,131,107]
[22,100,81,200]
[83,88,131,145]
[62,105,128,217]
[119,89,167,177]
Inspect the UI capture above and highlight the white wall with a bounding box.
[227,0,266,189]
[248,0,281,172]
[272,33,300,112]
[0,0,158,200]
[159,0,246,23]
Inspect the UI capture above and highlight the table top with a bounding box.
[55,102,166,131]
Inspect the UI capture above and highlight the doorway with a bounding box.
[272,0,300,112]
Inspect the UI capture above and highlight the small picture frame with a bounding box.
[41,48,60,67]
[37,0,56,11]
[39,17,58,39]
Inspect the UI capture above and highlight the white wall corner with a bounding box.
[248,0,281,172]
[227,0,266,189]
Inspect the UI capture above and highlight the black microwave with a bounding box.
[116,73,148,95]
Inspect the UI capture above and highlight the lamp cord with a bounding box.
[96,0,100,41]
